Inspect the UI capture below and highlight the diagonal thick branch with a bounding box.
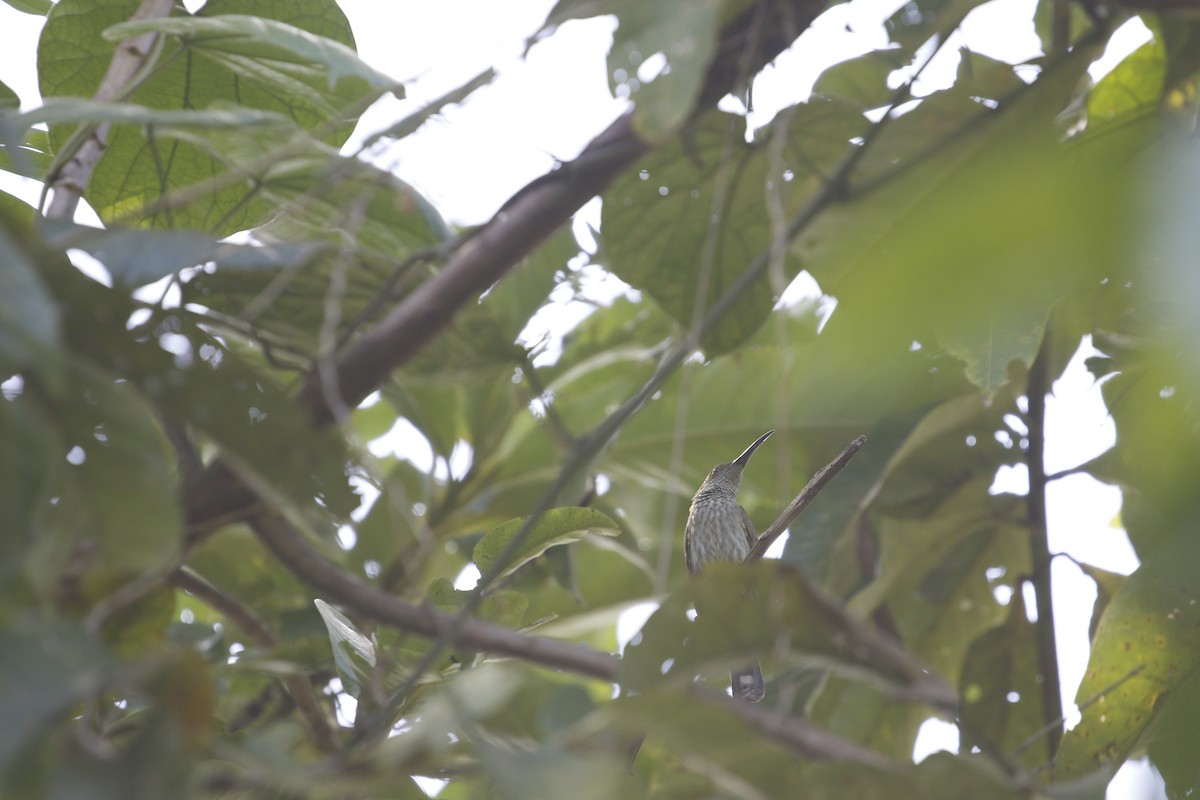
[183,0,828,558]
[250,511,618,681]
[253,507,900,767]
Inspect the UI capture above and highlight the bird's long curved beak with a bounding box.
[732,430,774,468]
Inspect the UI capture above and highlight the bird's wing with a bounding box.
[684,516,697,574]
[738,505,756,559]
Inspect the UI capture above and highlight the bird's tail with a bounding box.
[731,662,765,702]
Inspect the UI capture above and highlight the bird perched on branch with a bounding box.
[684,430,773,702]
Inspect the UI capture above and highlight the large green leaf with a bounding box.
[180,149,450,345]
[1085,36,1164,138]
[959,594,1047,769]
[41,220,323,286]
[789,390,1018,594]
[601,99,861,355]
[50,266,357,519]
[1056,531,1200,779]
[621,562,928,698]
[21,365,182,602]
[0,622,118,775]
[1,0,51,14]
[796,46,1125,400]
[803,476,1028,758]
[0,209,59,373]
[105,14,400,94]
[38,0,371,234]
[0,400,58,592]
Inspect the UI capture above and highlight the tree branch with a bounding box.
[248,510,619,681]
[169,567,276,646]
[182,0,829,588]
[169,567,341,755]
[746,435,866,561]
[295,0,826,428]
[690,686,898,769]
[736,437,957,709]
[44,0,174,219]
[253,501,907,767]
[1026,340,1064,762]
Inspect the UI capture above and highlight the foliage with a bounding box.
[1,0,1198,798]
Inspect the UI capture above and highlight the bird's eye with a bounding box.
[711,467,719,476]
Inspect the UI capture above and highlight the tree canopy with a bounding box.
[1,0,1198,797]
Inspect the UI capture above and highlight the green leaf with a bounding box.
[935,295,1057,400]
[959,594,1047,769]
[0,621,118,774]
[105,14,401,94]
[0,125,52,180]
[809,484,1028,758]
[797,46,1129,397]
[16,97,289,130]
[806,753,1025,800]
[54,284,357,520]
[0,79,18,110]
[1142,667,1200,798]
[1094,348,1200,556]
[473,508,619,578]
[1077,561,1127,642]
[788,391,1016,591]
[884,0,984,55]
[404,225,577,379]
[182,153,449,345]
[314,598,376,699]
[542,0,729,142]
[622,562,927,699]
[1085,36,1165,137]
[427,577,531,630]
[604,691,811,796]
[41,221,324,287]
[25,368,182,599]
[813,50,907,109]
[0,400,58,592]
[601,99,861,354]
[1056,531,1200,778]
[0,210,59,373]
[38,0,369,234]
[1,0,51,14]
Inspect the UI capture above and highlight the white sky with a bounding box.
[0,1,1161,796]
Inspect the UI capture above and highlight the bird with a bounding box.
[684,429,773,702]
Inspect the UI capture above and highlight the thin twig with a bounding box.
[746,435,866,561]
[518,354,577,447]
[690,686,898,768]
[169,567,276,644]
[168,567,341,754]
[316,198,366,425]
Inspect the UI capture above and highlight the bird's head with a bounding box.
[698,430,773,497]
